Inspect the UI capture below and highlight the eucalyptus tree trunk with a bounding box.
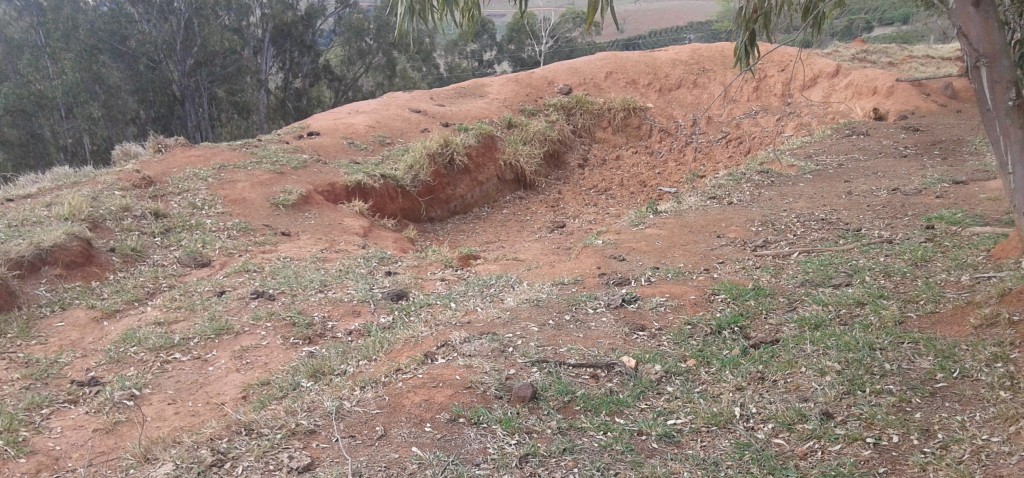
[947,0,1024,236]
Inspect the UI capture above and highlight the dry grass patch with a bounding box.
[339,95,650,190]
[821,42,962,79]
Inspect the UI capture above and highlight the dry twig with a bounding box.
[753,238,895,257]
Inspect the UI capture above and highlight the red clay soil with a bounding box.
[0,277,18,314]
[6,42,997,476]
[137,43,964,230]
[991,230,1024,261]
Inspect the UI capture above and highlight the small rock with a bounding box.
[382,288,410,303]
[603,274,632,287]
[128,173,156,189]
[656,187,678,193]
[555,84,573,96]
[510,381,537,406]
[620,356,637,370]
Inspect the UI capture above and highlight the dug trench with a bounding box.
[312,113,654,222]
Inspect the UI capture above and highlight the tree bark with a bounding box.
[948,0,1024,236]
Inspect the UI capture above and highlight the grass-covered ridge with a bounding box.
[339,95,649,190]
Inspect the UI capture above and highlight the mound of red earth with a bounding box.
[140,43,966,230]
[1,234,109,312]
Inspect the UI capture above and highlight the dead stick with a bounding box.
[753,238,895,257]
[964,226,1013,235]
[896,73,965,82]
[971,272,1013,279]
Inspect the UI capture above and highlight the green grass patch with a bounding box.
[923,209,983,227]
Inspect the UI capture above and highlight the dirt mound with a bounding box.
[140,43,968,226]
[908,285,1024,349]
[3,234,108,283]
[291,43,965,221]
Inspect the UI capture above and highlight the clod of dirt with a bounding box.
[510,381,537,406]
[546,220,567,232]
[248,289,277,301]
[176,252,213,269]
[940,81,958,99]
[455,253,482,269]
[555,83,573,96]
[305,130,321,138]
[608,254,627,262]
[128,172,156,189]
[382,288,410,303]
[601,273,633,287]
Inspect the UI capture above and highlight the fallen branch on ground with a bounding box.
[527,358,635,377]
[896,73,966,82]
[971,272,1013,280]
[753,237,895,257]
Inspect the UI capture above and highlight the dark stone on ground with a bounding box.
[510,381,537,406]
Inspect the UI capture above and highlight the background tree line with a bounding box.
[0,0,935,179]
[0,0,604,178]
